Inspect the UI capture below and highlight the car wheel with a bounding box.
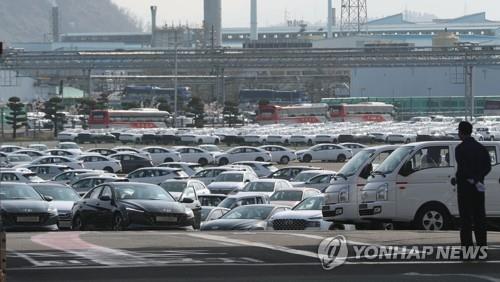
[303,154,312,163]
[414,204,451,231]
[214,139,220,145]
[491,136,495,141]
[112,213,125,231]
[284,140,289,145]
[219,158,229,165]
[255,157,264,162]
[198,139,203,145]
[103,167,114,173]
[280,156,290,165]
[405,139,411,144]
[72,215,86,231]
[164,158,174,163]
[74,137,81,144]
[307,139,313,146]
[333,139,338,144]
[337,154,346,162]
[199,158,208,166]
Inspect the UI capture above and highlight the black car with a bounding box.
[0,182,59,230]
[71,182,197,230]
[75,133,95,144]
[267,166,321,181]
[109,153,153,174]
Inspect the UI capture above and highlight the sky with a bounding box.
[111,0,500,30]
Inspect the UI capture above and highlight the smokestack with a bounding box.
[327,0,333,39]
[204,0,222,48]
[151,6,157,47]
[250,0,258,41]
[52,6,59,42]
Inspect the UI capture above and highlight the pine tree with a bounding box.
[5,96,27,139]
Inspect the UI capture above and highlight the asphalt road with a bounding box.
[7,230,500,282]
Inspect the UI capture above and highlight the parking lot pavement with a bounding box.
[7,231,500,282]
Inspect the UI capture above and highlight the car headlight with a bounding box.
[125,207,144,213]
[339,188,349,203]
[361,191,368,201]
[376,184,389,201]
[185,209,194,218]
[48,205,58,215]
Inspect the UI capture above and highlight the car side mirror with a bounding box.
[181,198,194,204]
[399,161,413,177]
[44,195,53,202]
[451,178,457,186]
[99,195,111,201]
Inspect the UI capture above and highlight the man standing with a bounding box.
[455,121,491,248]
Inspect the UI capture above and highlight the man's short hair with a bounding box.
[458,121,473,136]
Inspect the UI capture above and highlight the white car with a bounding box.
[113,147,151,160]
[232,161,278,178]
[238,179,294,197]
[30,156,83,169]
[175,147,215,166]
[179,134,220,145]
[28,144,49,151]
[259,145,297,164]
[207,171,259,194]
[314,134,339,144]
[268,195,333,231]
[6,154,33,167]
[269,188,322,207]
[57,131,78,142]
[214,146,272,165]
[300,172,337,191]
[296,144,353,163]
[385,133,417,144]
[340,143,367,156]
[22,164,72,180]
[266,135,291,145]
[192,167,251,185]
[198,145,222,153]
[119,132,143,144]
[160,179,211,200]
[127,167,189,185]
[243,135,267,145]
[13,149,46,158]
[56,142,82,155]
[45,149,80,158]
[158,162,203,177]
[0,145,24,153]
[51,169,99,184]
[140,147,181,165]
[290,135,315,146]
[0,168,45,183]
[77,154,122,173]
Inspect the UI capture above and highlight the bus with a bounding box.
[239,89,310,106]
[329,102,394,122]
[256,104,330,124]
[256,102,393,124]
[88,108,171,129]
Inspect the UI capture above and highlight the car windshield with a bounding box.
[199,195,225,207]
[293,172,319,182]
[242,182,275,192]
[160,182,187,192]
[270,191,303,201]
[218,198,237,209]
[293,196,324,210]
[115,184,174,201]
[374,146,414,174]
[0,184,43,200]
[338,149,375,177]
[8,155,32,162]
[222,206,274,220]
[215,173,243,182]
[33,185,80,201]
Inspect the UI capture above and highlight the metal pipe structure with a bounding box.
[327,0,333,39]
[150,6,157,47]
[250,0,258,40]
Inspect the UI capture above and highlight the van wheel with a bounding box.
[255,157,264,162]
[280,156,290,165]
[103,167,114,173]
[337,154,346,162]
[414,204,450,231]
[303,154,312,163]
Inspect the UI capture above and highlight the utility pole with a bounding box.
[463,46,474,121]
[174,30,179,128]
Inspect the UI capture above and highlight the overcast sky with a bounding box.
[111,0,500,29]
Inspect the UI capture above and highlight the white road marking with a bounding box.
[9,250,49,267]
[404,272,500,282]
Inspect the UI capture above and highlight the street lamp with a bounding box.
[173,31,179,128]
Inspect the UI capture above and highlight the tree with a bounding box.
[43,97,65,137]
[187,97,205,128]
[258,99,270,106]
[121,102,140,110]
[76,97,97,116]
[223,101,239,127]
[5,96,27,139]
[156,98,172,113]
[96,93,109,109]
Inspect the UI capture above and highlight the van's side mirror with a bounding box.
[360,164,373,179]
[99,195,111,201]
[181,198,194,204]
[399,161,413,177]
[44,195,53,202]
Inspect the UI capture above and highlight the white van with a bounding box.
[322,145,399,228]
[359,141,500,231]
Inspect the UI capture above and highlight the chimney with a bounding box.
[204,0,222,48]
[327,0,333,39]
[151,6,157,47]
[250,0,258,41]
[52,6,59,42]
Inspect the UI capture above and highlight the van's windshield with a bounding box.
[373,146,414,175]
[337,149,375,177]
